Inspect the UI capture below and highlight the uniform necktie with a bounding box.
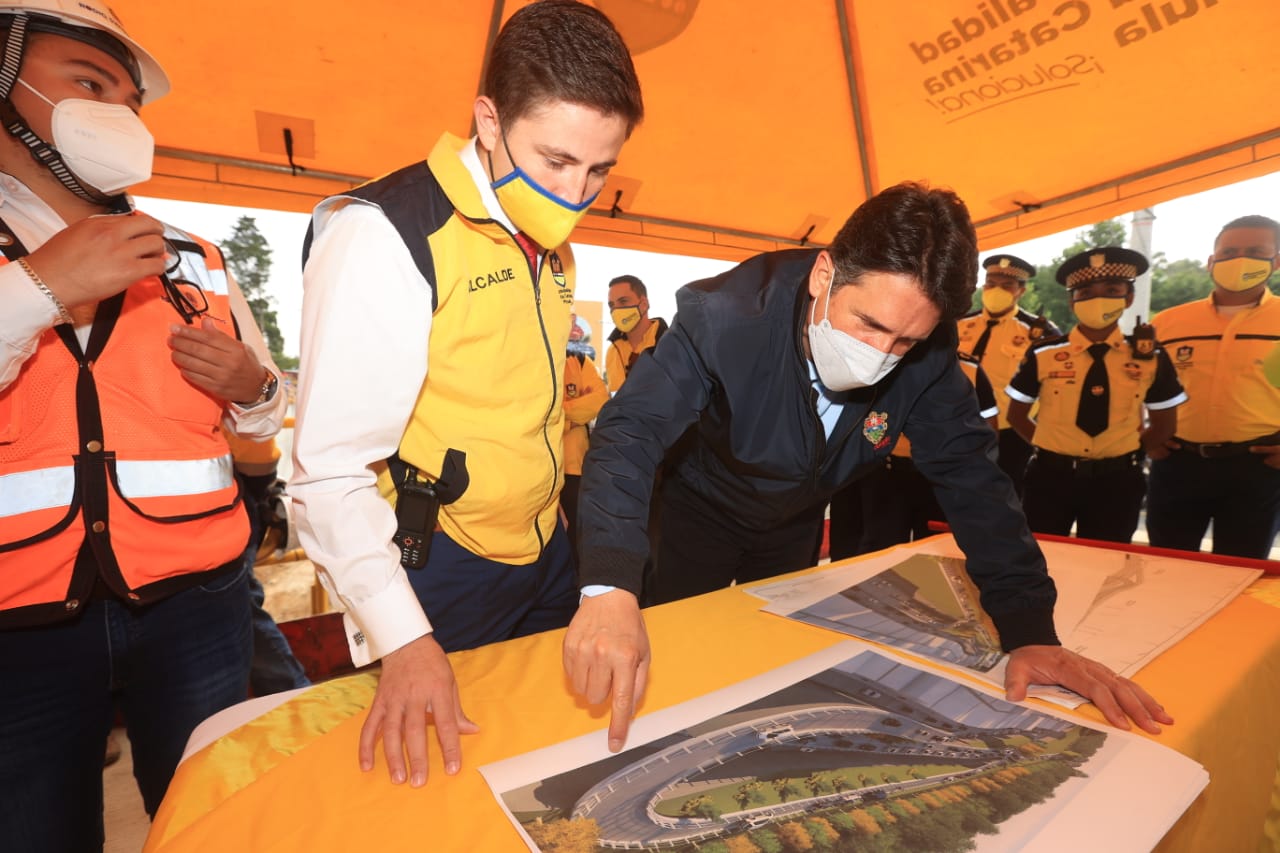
[971,319,999,360]
[1075,342,1111,437]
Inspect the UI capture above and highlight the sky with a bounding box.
[135,169,1280,359]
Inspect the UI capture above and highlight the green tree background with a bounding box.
[976,218,1280,335]
[220,216,298,370]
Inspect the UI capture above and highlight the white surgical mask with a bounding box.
[18,78,154,194]
[807,285,901,391]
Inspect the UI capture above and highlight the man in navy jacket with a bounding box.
[564,183,1172,752]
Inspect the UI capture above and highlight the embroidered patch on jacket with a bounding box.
[863,411,890,449]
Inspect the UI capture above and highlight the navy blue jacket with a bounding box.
[577,249,1058,650]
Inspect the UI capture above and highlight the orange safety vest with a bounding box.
[0,227,248,627]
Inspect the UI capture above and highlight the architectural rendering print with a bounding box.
[497,649,1109,852]
[788,553,1005,672]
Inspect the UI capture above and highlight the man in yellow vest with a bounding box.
[293,0,643,789]
[605,274,668,393]
[1147,215,1280,558]
[0,2,286,846]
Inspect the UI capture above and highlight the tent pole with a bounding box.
[835,0,874,201]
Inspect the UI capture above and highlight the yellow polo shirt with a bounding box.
[957,307,1057,428]
[1006,326,1186,458]
[1153,289,1280,443]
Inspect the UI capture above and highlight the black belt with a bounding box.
[1174,434,1280,459]
[1031,448,1143,477]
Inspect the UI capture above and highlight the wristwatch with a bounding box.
[237,368,279,407]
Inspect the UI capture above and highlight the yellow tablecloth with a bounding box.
[146,546,1280,852]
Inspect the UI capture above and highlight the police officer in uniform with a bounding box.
[1006,247,1186,543]
[958,254,1059,494]
[1147,215,1280,558]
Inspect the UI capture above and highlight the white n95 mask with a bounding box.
[18,78,154,194]
[807,286,901,391]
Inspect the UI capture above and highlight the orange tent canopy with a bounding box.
[119,0,1280,261]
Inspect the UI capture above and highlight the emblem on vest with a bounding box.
[468,267,516,292]
[549,252,573,305]
[863,411,890,450]
[566,382,579,398]
[1176,345,1193,362]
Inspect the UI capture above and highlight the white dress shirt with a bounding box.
[291,138,514,667]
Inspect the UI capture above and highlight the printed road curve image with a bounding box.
[499,649,1107,852]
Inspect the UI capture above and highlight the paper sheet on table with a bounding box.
[480,641,1207,853]
[756,537,1258,707]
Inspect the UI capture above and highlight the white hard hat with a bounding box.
[0,0,169,102]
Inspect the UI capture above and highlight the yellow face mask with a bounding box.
[1211,256,1274,292]
[611,306,641,333]
[490,133,597,249]
[1072,296,1127,330]
[981,287,1017,315]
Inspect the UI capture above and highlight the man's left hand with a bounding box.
[168,317,265,403]
[1250,444,1280,469]
[1005,645,1173,734]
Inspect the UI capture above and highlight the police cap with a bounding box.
[1055,246,1149,289]
[982,254,1035,282]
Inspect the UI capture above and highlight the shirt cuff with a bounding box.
[580,584,618,599]
[338,569,433,667]
[1,262,61,337]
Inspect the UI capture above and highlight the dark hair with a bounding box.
[1217,214,1280,250]
[828,182,978,322]
[608,274,647,299]
[484,0,644,134]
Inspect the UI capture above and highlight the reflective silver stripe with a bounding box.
[205,267,229,296]
[0,466,74,517]
[116,455,235,499]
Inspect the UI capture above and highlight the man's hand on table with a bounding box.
[360,634,479,786]
[563,589,650,752]
[1005,645,1174,734]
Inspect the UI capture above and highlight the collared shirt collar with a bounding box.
[458,137,516,235]
[1066,323,1125,351]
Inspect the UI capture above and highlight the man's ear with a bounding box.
[474,96,500,157]
[808,250,833,299]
